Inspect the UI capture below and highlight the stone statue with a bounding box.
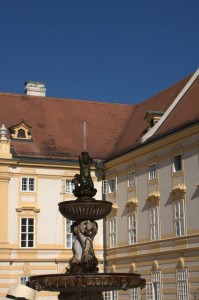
[68,220,98,274]
[72,152,97,199]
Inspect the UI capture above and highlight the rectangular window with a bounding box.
[174,200,185,236]
[109,218,117,248]
[20,276,29,285]
[177,269,189,300]
[66,219,74,248]
[152,271,162,300]
[20,218,35,248]
[149,206,159,241]
[104,291,117,300]
[65,180,75,194]
[149,163,157,181]
[21,177,35,192]
[129,212,137,244]
[146,282,154,300]
[131,288,139,300]
[173,154,182,173]
[108,178,117,193]
[103,178,117,194]
[128,171,135,187]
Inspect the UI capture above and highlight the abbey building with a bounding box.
[0,69,199,300]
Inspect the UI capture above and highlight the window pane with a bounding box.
[128,172,135,187]
[29,178,35,191]
[178,269,189,300]
[28,241,34,247]
[175,200,185,237]
[28,218,34,226]
[21,226,26,233]
[108,178,116,193]
[66,180,74,193]
[21,241,26,247]
[174,155,182,172]
[21,218,34,248]
[21,234,27,241]
[22,178,27,191]
[150,207,159,240]
[149,164,157,180]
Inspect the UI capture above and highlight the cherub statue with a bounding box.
[68,220,99,274]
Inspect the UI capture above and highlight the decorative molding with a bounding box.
[107,203,118,218]
[110,264,116,273]
[177,257,185,269]
[126,198,138,212]
[9,122,32,140]
[146,193,160,206]
[151,260,158,271]
[16,207,40,213]
[130,263,136,273]
[171,185,186,200]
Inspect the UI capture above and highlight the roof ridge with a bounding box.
[0,92,134,107]
[141,68,199,143]
[136,73,193,108]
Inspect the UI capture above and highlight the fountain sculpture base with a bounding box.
[28,273,146,299]
[59,290,103,300]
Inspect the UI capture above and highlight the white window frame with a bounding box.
[173,154,182,173]
[109,218,117,248]
[21,177,35,192]
[66,219,74,248]
[146,282,154,300]
[103,178,117,194]
[20,218,35,248]
[149,206,159,241]
[149,163,157,181]
[174,200,185,237]
[131,288,139,300]
[65,179,75,194]
[128,171,135,188]
[19,276,29,285]
[104,291,118,300]
[129,212,137,245]
[177,269,189,300]
[152,271,162,300]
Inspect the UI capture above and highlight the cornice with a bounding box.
[105,123,199,170]
[16,207,40,213]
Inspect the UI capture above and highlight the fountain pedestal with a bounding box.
[28,152,145,299]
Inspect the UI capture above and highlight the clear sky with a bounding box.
[0,0,198,104]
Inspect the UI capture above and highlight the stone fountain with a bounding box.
[28,152,145,299]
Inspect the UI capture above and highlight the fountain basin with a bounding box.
[28,273,146,293]
[58,199,112,221]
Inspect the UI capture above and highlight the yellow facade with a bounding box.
[104,125,199,299]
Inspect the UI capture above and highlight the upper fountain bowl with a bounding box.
[58,199,112,221]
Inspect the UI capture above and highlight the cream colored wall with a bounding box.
[105,127,199,299]
[0,159,104,298]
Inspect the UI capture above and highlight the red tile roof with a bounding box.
[0,73,196,162]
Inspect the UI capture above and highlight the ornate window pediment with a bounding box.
[9,122,32,140]
[171,185,186,200]
[107,203,118,218]
[146,192,160,206]
[126,198,138,212]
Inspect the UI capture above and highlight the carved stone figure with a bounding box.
[68,220,98,274]
[72,152,97,199]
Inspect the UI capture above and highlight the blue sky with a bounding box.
[0,1,198,104]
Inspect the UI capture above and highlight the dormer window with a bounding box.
[145,111,164,128]
[9,122,32,140]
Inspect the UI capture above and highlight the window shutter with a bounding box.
[103,180,108,194]
[115,177,117,191]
